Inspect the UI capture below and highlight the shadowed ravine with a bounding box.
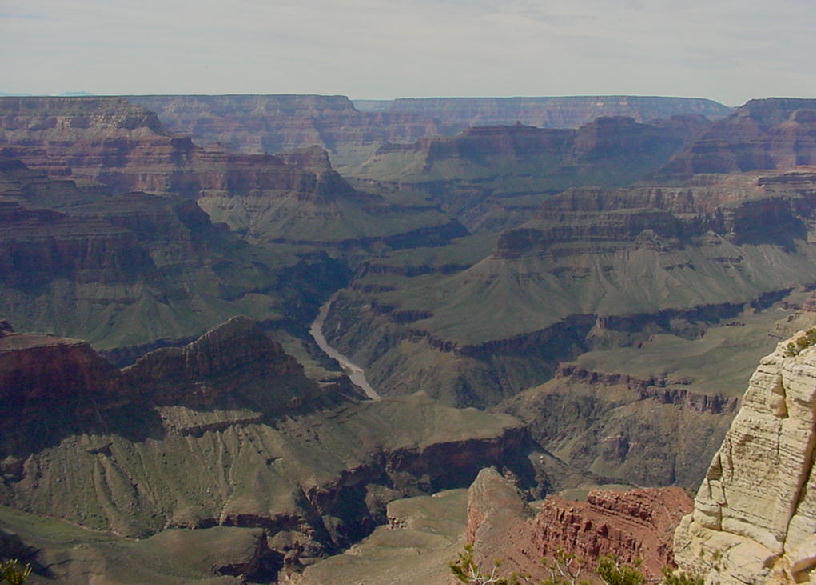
[310,293,380,399]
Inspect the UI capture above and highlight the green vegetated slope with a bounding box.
[1,393,520,537]
[198,188,454,246]
[381,237,816,344]
[297,489,468,585]
[498,299,815,488]
[0,506,256,585]
[573,299,815,398]
[323,170,816,406]
[0,318,526,583]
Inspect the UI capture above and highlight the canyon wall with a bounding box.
[379,96,732,128]
[674,331,816,585]
[661,98,816,177]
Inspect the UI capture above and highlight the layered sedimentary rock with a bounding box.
[674,332,816,585]
[661,98,816,177]
[354,115,708,181]
[349,115,711,236]
[0,96,360,199]
[0,97,459,249]
[0,317,337,452]
[467,468,692,582]
[531,489,693,578]
[371,96,732,129]
[131,94,444,166]
[325,170,816,408]
[0,329,123,427]
[501,363,740,489]
[120,316,326,410]
[131,95,729,168]
[0,154,348,351]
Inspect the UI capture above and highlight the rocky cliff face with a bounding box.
[0,318,332,452]
[0,96,362,203]
[383,96,732,129]
[131,94,446,166]
[0,154,331,351]
[674,331,816,585]
[0,97,460,250]
[466,468,693,582]
[0,329,123,430]
[127,95,730,169]
[352,116,707,187]
[661,98,816,177]
[326,170,816,409]
[121,316,324,411]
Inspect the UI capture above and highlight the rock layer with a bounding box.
[674,332,816,585]
[0,96,359,202]
[661,98,816,177]
[466,468,692,582]
[381,96,732,129]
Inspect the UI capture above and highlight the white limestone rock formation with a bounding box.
[674,331,816,585]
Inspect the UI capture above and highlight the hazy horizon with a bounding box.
[2,0,814,107]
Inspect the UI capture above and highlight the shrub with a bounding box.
[450,544,523,585]
[661,568,704,585]
[597,556,645,585]
[784,328,816,357]
[0,559,32,585]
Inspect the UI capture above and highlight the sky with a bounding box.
[1,0,814,106]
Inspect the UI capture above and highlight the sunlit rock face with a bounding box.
[674,331,816,585]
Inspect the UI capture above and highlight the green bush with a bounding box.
[597,556,645,585]
[784,328,816,357]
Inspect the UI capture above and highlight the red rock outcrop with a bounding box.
[0,330,123,422]
[467,469,693,582]
[530,489,693,578]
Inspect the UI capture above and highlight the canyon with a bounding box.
[1,93,814,584]
[0,318,528,583]
[128,94,730,168]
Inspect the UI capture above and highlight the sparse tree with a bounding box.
[449,544,525,585]
[541,550,589,585]
[597,555,645,585]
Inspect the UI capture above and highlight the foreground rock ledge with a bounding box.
[674,332,816,585]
